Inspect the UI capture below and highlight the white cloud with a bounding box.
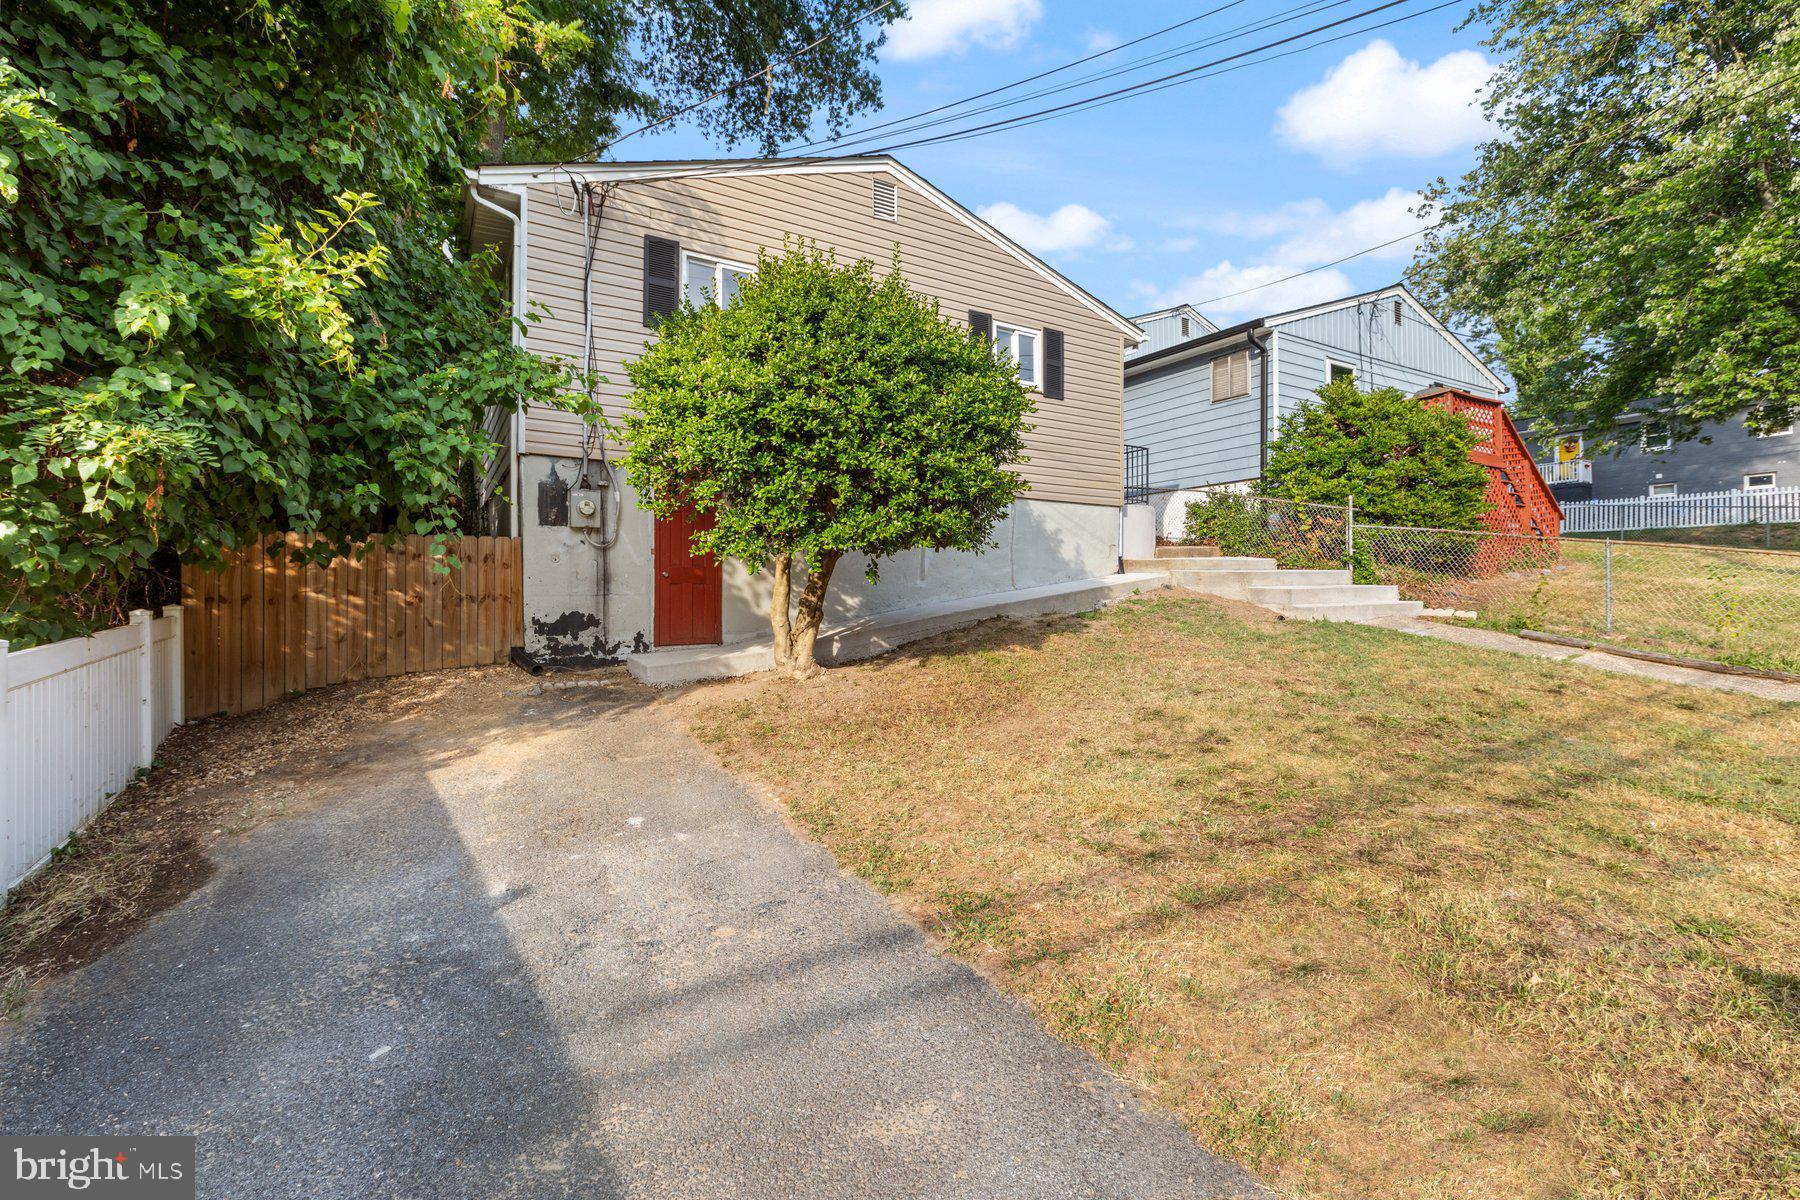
[978,201,1114,256]
[1276,40,1496,163]
[1085,29,1122,54]
[885,0,1043,61]
[1266,188,1426,265]
[1132,264,1357,318]
[1135,189,1425,317]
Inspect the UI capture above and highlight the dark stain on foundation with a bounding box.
[528,611,650,671]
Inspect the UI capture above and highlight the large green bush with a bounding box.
[622,244,1033,678]
[1262,379,1490,530]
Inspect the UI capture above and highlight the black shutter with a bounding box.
[967,310,992,343]
[1042,328,1065,400]
[643,235,680,328]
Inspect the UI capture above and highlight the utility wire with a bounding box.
[837,0,1427,156]
[803,0,1366,155]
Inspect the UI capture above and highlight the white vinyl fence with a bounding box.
[1562,485,1800,534]
[2,607,184,896]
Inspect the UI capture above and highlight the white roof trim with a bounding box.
[1265,283,1506,393]
[468,158,1145,344]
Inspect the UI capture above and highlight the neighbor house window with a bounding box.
[1211,349,1250,401]
[1327,360,1356,385]
[1648,482,1678,497]
[1556,435,1584,462]
[1749,418,1794,438]
[683,254,753,307]
[1641,424,1672,453]
[1745,472,1777,490]
[992,322,1040,389]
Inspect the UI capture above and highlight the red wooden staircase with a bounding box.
[1417,386,1562,539]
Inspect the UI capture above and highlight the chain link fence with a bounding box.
[1166,488,1800,674]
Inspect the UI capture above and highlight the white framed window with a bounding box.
[1211,349,1250,401]
[1327,359,1357,385]
[1641,424,1672,453]
[992,322,1040,389]
[1556,435,1584,462]
[1745,472,1778,491]
[1648,482,1679,497]
[682,253,753,308]
[1749,419,1793,438]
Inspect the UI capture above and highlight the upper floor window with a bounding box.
[993,322,1039,389]
[1212,349,1250,401]
[1556,435,1584,462]
[1745,472,1778,491]
[1641,424,1673,453]
[684,254,752,308]
[1749,417,1794,438]
[1327,360,1356,385]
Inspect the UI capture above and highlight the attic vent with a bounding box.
[1180,316,1191,337]
[872,177,898,221]
[1393,298,1403,326]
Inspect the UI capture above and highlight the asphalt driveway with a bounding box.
[0,668,1268,1199]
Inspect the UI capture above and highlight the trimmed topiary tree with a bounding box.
[1262,378,1490,529]
[621,242,1033,679]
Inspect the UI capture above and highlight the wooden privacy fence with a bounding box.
[182,534,522,718]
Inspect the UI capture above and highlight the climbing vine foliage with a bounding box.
[0,1,585,645]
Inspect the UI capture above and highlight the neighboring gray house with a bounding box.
[1529,407,1795,502]
[1123,284,1506,532]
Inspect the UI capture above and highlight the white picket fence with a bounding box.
[1561,485,1800,533]
[1,607,184,896]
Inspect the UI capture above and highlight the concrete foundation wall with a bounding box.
[520,453,1122,667]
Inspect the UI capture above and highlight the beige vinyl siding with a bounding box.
[515,168,1128,506]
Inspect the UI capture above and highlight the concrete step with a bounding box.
[1276,599,1426,622]
[1152,545,1222,559]
[1125,555,1280,574]
[1173,569,1350,595]
[1247,583,1400,606]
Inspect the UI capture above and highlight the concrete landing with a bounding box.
[628,573,1171,685]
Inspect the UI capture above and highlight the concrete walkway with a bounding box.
[0,671,1267,1199]
[1368,616,1800,703]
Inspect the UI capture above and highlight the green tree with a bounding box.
[621,244,1033,679]
[503,0,901,162]
[0,0,587,646]
[1261,379,1490,529]
[1410,0,1800,444]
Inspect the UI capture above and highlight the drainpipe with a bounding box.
[1251,328,1273,475]
[469,187,526,536]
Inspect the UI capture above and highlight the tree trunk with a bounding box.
[483,108,506,163]
[784,550,839,680]
[769,553,795,672]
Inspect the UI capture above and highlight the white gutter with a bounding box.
[468,186,528,536]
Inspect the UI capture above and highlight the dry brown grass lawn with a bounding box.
[681,592,1800,1200]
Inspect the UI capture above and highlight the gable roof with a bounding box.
[1122,282,1505,392]
[466,156,1144,344]
[1130,303,1218,335]
[1263,283,1505,392]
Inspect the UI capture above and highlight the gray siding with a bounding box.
[1273,300,1496,427]
[1123,346,1266,490]
[1127,308,1216,360]
[1534,415,1797,499]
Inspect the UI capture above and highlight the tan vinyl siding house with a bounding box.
[464,157,1143,669]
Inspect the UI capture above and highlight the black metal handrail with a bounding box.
[1124,444,1150,504]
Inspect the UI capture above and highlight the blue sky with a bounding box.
[635,0,1501,325]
